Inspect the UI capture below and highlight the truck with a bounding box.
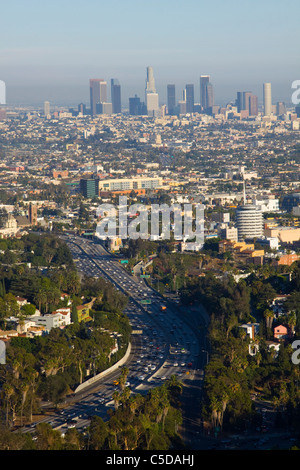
[160,305,167,311]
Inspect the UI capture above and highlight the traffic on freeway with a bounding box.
[22,234,204,438]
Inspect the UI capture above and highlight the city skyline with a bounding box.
[1,0,299,106]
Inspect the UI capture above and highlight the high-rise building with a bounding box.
[200,75,210,110]
[145,66,159,117]
[146,66,156,94]
[129,95,147,115]
[44,101,50,116]
[90,79,107,116]
[185,84,194,114]
[243,92,252,112]
[100,102,113,115]
[80,178,99,198]
[167,84,176,115]
[249,95,258,116]
[236,92,244,113]
[206,83,214,109]
[263,82,272,116]
[146,93,159,117]
[276,101,286,116]
[237,92,253,113]
[236,205,263,241]
[111,79,121,114]
[78,103,87,115]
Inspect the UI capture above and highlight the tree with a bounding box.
[88,416,109,450]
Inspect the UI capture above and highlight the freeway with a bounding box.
[22,234,207,447]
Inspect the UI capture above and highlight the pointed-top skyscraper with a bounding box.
[145,66,159,117]
[146,66,156,94]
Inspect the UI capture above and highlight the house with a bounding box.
[76,298,96,323]
[26,326,45,338]
[239,322,260,340]
[29,307,71,333]
[15,296,28,307]
[274,324,289,340]
[270,295,288,317]
[0,329,18,339]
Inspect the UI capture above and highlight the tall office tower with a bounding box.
[236,205,263,241]
[236,92,244,112]
[276,101,286,116]
[90,79,107,116]
[100,102,113,115]
[146,92,159,117]
[129,95,147,115]
[145,66,159,116]
[263,82,272,116]
[44,101,50,116]
[200,75,210,110]
[206,83,214,109]
[167,84,176,115]
[111,79,121,114]
[78,103,86,115]
[185,84,194,114]
[249,94,258,116]
[243,92,252,112]
[146,66,156,94]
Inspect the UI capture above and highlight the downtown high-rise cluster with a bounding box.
[41,66,285,120]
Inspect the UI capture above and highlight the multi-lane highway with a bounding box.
[23,234,207,446]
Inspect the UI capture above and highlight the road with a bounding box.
[22,234,207,448]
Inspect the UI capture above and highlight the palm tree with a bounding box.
[112,391,121,410]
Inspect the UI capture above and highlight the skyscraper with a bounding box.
[206,83,214,109]
[167,84,176,115]
[111,79,121,114]
[276,101,286,116]
[185,84,194,114]
[146,66,156,94]
[236,92,244,112]
[90,79,107,116]
[129,95,147,115]
[263,82,272,116]
[44,101,50,116]
[249,95,258,116]
[145,66,159,117]
[243,92,252,113]
[200,75,210,110]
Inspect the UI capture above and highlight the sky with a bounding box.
[1,0,300,107]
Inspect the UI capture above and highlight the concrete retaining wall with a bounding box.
[74,342,131,394]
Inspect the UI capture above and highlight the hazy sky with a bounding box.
[1,0,299,107]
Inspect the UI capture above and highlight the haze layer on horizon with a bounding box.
[1,0,299,107]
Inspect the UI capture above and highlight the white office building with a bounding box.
[263,82,272,116]
[253,197,279,213]
[236,204,263,241]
